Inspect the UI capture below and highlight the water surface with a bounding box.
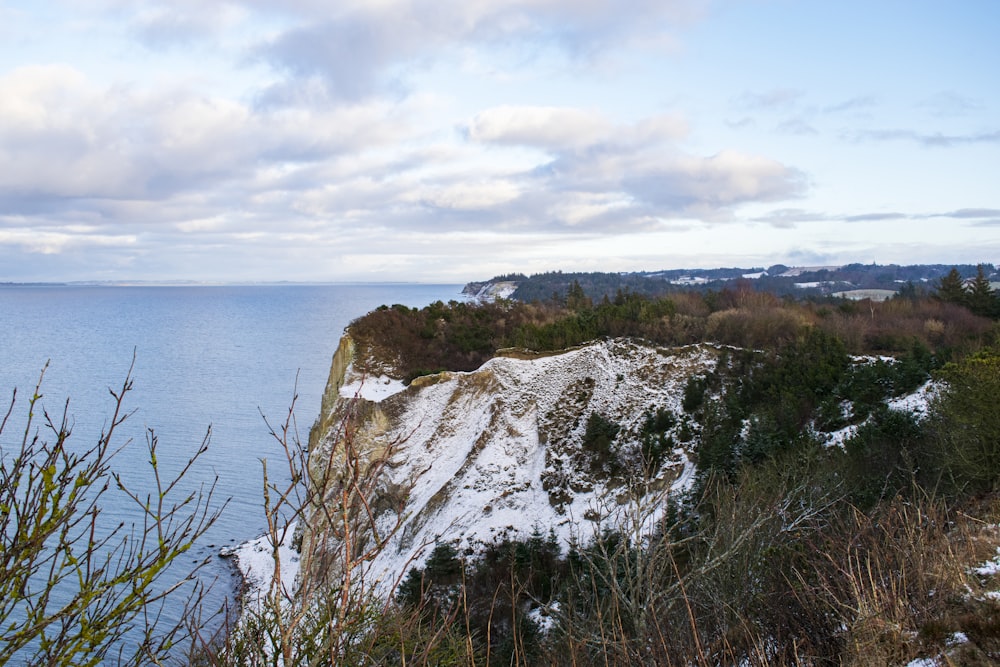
[0,283,462,655]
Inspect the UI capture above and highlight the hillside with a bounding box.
[283,288,1000,665]
[464,263,1000,303]
[306,338,717,592]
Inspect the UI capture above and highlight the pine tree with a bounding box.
[935,268,967,306]
[966,265,999,318]
[566,279,591,311]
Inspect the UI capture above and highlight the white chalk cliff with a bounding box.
[303,336,719,592]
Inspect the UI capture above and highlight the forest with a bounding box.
[495,263,996,304]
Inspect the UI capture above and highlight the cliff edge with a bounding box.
[303,335,719,592]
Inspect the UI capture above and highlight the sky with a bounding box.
[0,0,998,283]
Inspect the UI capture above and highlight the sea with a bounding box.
[0,282,463,660]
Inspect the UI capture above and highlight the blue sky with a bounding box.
[0,0,997,282]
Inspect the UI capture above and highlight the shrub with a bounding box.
[926,343,1000,493]
[0,364,221,666]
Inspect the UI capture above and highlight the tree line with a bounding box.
[349,269,997,383]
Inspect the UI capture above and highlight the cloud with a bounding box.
[256,16,414,101]
[132,4,245,48]
[733,88,804,110]
[620,150,805,212]
[844,212,908,222]
[775,118,819,136]
[917,91,983,117]
[936,208,1000,219]
[752,209,830,228]
[248,0,709,101]
[924,209,1000,227]
[462,106,805,230]
[466,105,689,152]
[842,128,1000,148]
[0,66,411,207]
[823,96,877,114]
[752,208,1000,229]
[467,106,613,150]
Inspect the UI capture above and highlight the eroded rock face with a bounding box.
[304,337,719,592]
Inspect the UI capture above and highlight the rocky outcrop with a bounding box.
[303,336,719,592]
[461,280,519,301]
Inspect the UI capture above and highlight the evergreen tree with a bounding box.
[565,279,591,311]
[935,268,967,306]
[966,264,999,318]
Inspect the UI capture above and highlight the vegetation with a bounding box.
[349,271,995,382]
[0,361,222,665]
[503,263,996,302]
[369,342,1000,666]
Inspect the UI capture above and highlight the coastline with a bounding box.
[220,522,301,617]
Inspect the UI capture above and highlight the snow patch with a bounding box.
[222,522,300,614]
[339,375,407,402]
[820,380,939,448]
[972,547,1000,576]
[888,380,938,418]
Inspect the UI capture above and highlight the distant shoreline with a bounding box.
[0,281,461,288]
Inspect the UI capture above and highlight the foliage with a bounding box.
[936,264,1000,319]
[926,342,1000,493]
[0,363,222,666]
[581,411,620,470]
[638,407,677,470]
[842,407,925,508]
[350,279,993,387]
[399,528,563,666]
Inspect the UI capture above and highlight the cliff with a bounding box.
[303,335,719,592]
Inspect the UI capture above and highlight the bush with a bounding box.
[0,364,221,666]
[842,408,925,508]
[926,344,1000,493]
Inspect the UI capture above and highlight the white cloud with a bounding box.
[467,106,688,151]
[468,105,612,150]
[413,180,523,210]
[132,3,248,48]
[0,227,137,255]
[246,0,708,101]
[0,66,411,205]
[466,108,806,226]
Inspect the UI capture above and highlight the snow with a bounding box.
[947,632,969,645]
[317,339,943,599]
[669,276,709,285]
[314,340,718,594]
[222,522,300,614]
[470,280,518,301]
[888,380,938,418]
[821,423,859,449]
[820,379,939,449]
[972,548,1000,576]
[339,374,407,402]
[527,602,559,633]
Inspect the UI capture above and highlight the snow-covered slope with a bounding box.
[305,337,718,591]
[461,280,519,301]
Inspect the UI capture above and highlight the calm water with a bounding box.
[0,283,461,658]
